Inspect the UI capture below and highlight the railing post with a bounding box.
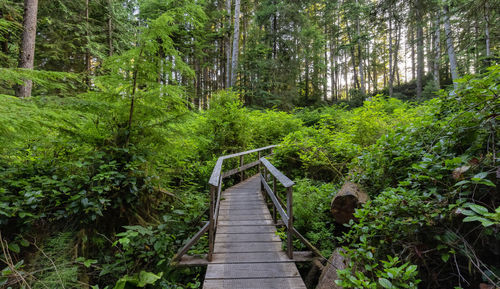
[258,151,261,174]
[286,186,293,259]
[208,184,216,261]
[272,176,277,224]
[240,155,244,181]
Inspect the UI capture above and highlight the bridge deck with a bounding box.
[203,175,307,289]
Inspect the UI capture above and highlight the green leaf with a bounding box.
[454,180,469,186]
[472,172,488,179]
[378,278,393,289]
[406,265,417,274]
[137,271,162,287]
[83,259,97,268]
[20,239,29,247]
[467,204,489,215]
[112,280,126,289]
[476,178,496,187]
[441,253,450,263]
[463,216,485,223]
[8,243,20,253]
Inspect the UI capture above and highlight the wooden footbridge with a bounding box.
[172,145,323,289]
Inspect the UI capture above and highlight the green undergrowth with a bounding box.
[1,66,498,288]
[276,65,500,288]
[0,89,301,288]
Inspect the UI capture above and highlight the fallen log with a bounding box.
[330,182,369,224]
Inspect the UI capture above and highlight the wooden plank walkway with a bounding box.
[203,175,307,289]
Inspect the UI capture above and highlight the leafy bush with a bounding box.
[336,66,500,287]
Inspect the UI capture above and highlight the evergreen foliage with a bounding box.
[0,0,498,288]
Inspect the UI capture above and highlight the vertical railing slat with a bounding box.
[287,186,293,259]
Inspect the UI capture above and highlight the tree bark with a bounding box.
[394,23,401,86]
[410,24,415,81]
[356,0,365,96]
[388,12,393,97]
[16,0,38,98]
[85,0,91,86]
[108,0,113,57]
[484,2,490,58]
[230,0,240,87]
[433,11,440,88]
[443,4,458,88]
[416,0,424,98]
[225,0,232,88]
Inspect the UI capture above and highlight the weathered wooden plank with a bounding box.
[218,214,272,221]
[203,277,306,289]
[260,157,295,188]
[217,219,274,226]
[215,233,280,243]
[220,197,261,202]
[208,157,224,186]
[217,208,269,215]
[219,202,265,207]
[177,255,208,266]
[205,262,301,279]
[211,252,291,263]
[177,251,313,266]
[219,205,267,210]
[214,241,282,253]
[220,145,277,161]
[216,225,277,234]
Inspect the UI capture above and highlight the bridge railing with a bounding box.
[172,145,276,263]
[260,157,323,259]
[172,144,323,264]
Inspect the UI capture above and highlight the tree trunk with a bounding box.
[230,0,240,87]
[388,13,393,97]
[372,41,378,91]
[416,0,424,98]
[324,22,328,102]
[16,0,38,98]
[85,0,91,87]
[356,0,365,96]
[393,21,401,87]
[443,4,458,88]
[108,0,113,56]
[433,11,440,88]
[344,51,348,98]
[225,0,232,88]
[484,2,490,58]
[410,24,415,80]
[330,37,337,101]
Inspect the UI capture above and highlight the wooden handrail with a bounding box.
[173,145,323,264]
[259,157,294,188]
[208,145,276,186]
[173,145,276,263]
[260,157,295,259]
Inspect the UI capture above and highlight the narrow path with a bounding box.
[203,175,307,289]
